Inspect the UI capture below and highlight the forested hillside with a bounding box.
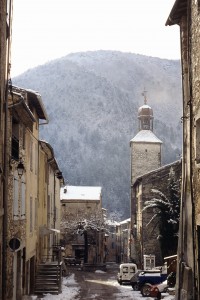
[13,50,182,218]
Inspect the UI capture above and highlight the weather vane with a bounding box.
[141,88,147,105]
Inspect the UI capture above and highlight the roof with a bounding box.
[165,0,187,26]
[26,89,48,121]
[39,140,64,182]
[12,86,48,121]
[119,218,131,225]
[60,185,102,201]
[132,159,181,187]
[130,130,162,144]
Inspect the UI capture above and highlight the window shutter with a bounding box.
[13,175,19,220]
[21,176,26,219]
[30,196,33,232]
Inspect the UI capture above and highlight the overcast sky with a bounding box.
[11,0,180,77]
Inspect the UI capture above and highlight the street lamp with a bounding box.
[17,159,24,178]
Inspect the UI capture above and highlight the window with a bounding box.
[22,125,26,149]
[122,267,128,273]
[35,198,38,229]
[12,119,19,160]
[130,266,136,273]
[30,138,33,171]
[35,143,38,175]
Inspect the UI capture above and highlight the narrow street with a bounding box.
[41,263,175,300]
[71,263,133,299]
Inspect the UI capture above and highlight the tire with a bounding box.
[141,283,152,297]
[132,283,139,291]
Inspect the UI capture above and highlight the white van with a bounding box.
[117,263,138,285]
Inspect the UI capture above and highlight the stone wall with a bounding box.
[131,142,161,184]
[132,160,181,267]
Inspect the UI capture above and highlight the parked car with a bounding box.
[131,265,168,291]
[117,263,138,285]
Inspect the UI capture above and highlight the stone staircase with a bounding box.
[34,262,62,296]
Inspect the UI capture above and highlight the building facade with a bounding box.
[116,218,131,263]
[131,160,181,268]
[0,1,13,299]
[60,185,105,264]
[4,86,63,299]
[130,92,162,184]
[130,93,163,267]
[38,140,64,264]
[166,1,200,299]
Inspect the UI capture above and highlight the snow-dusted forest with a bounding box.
[13,50,182,218]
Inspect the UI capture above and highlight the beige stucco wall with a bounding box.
[25,125,39,261]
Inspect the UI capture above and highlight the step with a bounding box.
[34,290,59,295]
[35,283,59,286]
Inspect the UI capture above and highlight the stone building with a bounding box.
[166,0,200,299]
[105,220,118,263]
[130,92,163,267]
[0,1,13,299]
[130,91,162,184]
[38,141,64,263]
[60,185,105,264]
[131,160,181,268]
[5,86,64,299]
[116,218,131,263]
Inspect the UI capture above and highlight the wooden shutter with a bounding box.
[21,175,26,219]
[13,174,19,220]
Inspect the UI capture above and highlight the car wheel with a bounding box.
[141,283,152,297]
[132,283,139,291]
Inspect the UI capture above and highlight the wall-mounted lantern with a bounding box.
[17,159,24,178]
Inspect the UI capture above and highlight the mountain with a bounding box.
[13,50,182,219]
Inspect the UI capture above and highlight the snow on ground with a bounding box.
[42,272,175,300]
[42,274,80,300]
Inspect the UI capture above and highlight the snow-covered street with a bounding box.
[41,268,175,300]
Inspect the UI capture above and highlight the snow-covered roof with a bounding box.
[106,219,120,226]
[60,185,102,201]
[130,130,162,144]
[119,218,131,225]
[138,104,152,110]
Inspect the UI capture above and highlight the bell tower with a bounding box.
[130,91,162,184]
[138,90,154,131]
